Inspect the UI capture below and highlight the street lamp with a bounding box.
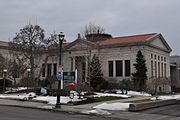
[27,68,31,93]
[56,32,65,108]
[3,69,7,94]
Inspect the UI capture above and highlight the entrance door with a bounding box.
[75,56,86,84]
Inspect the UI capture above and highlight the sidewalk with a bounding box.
[0,96,151,112]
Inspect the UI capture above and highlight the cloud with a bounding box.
[0,0,179,54]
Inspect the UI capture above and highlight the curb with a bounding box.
[129,99,179,111]
[0,103,110,119]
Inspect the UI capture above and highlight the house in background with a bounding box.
[170,55,180,91]
[38,32,172,93]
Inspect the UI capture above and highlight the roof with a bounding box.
[98,33,157,46]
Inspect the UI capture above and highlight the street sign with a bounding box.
[57,72,62,81]
[63,72,75,88]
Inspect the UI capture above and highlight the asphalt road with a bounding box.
[140,103,180,117]
[0,106,121,120]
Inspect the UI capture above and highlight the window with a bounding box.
[82,62,86,82]
[47,64,52,77]
[53,63,57,76]
[151,54,153,59]
[71,57,73,71]
[155,55,157,59]
[116,60,123,77]
[158,62,160,77]
[161,56,163,61]
[125,60,131,76]
[42,64,45,77]
[151,61,153,77]
[158,56,160,60]
[164,57,166,62]
[161,63,163,77]
[164,63,166,77]
[108,61,113,77]
[155,61,157,77]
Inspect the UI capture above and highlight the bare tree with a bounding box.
[81,23,105,38]
[10,24,45,87]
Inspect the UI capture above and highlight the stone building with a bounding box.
[170,55,180,91]
[0,32,172,92]
[37,33,172,92]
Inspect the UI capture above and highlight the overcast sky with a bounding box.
[0,0,180,55]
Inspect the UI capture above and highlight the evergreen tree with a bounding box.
[132,50,147,91]
[89,54,108,91]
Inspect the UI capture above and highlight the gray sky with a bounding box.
[0,0,180,55]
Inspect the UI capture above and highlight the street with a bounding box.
[141,103,180,117]
[0,106,121,120]
[1,105,180,120]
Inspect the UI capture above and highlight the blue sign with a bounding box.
[57,73,62,81]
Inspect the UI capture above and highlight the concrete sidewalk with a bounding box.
[0,96,151,114]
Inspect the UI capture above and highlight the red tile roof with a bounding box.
[98,33,157,46]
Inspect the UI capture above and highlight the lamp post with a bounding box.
[56,32,65,108]
[3,69,7,94]
[27,68,31,93]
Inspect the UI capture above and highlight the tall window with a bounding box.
[161,63,163,77]
[151,61,153,77]
[158,62,160,77]
[47,64,52,77]
[151,54,153,59]
[108,61,113,77]
[71,57,73,71]
[42,64,45,77]
[53,63,57,76]
[116,60,123,77]
[155,61,157,77]
[125,60,131,76]
[164,63,166,77]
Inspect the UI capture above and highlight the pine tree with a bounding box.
[89,54,108,91]
[132,50,147,91]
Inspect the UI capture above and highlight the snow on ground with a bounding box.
[116,90,152,97]
[150,94,180,101]
[33,95,82,105]
[82,102,130,115]
[5,87,28,93]
[37,106,55,110]
[127,91,152,96]
[157,94,180,100]
[93,92,130,98]
[81,109,111,115]
[93,90,151,98]
[0,93,83,105]
[0,92,36,100]
[93,102,130,111]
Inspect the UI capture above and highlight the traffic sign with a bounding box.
[57,72,62,81]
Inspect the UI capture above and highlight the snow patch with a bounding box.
[93,92,130,98]
[37,106,55,110]
[93,102,130,111]
[81,109,111,115]
[157,94,180,100]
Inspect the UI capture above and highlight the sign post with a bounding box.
[57,72,62,81]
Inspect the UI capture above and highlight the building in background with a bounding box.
[170,55,180,91]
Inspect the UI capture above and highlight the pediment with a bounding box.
[148,35,172,52]
[65,39,97,51]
